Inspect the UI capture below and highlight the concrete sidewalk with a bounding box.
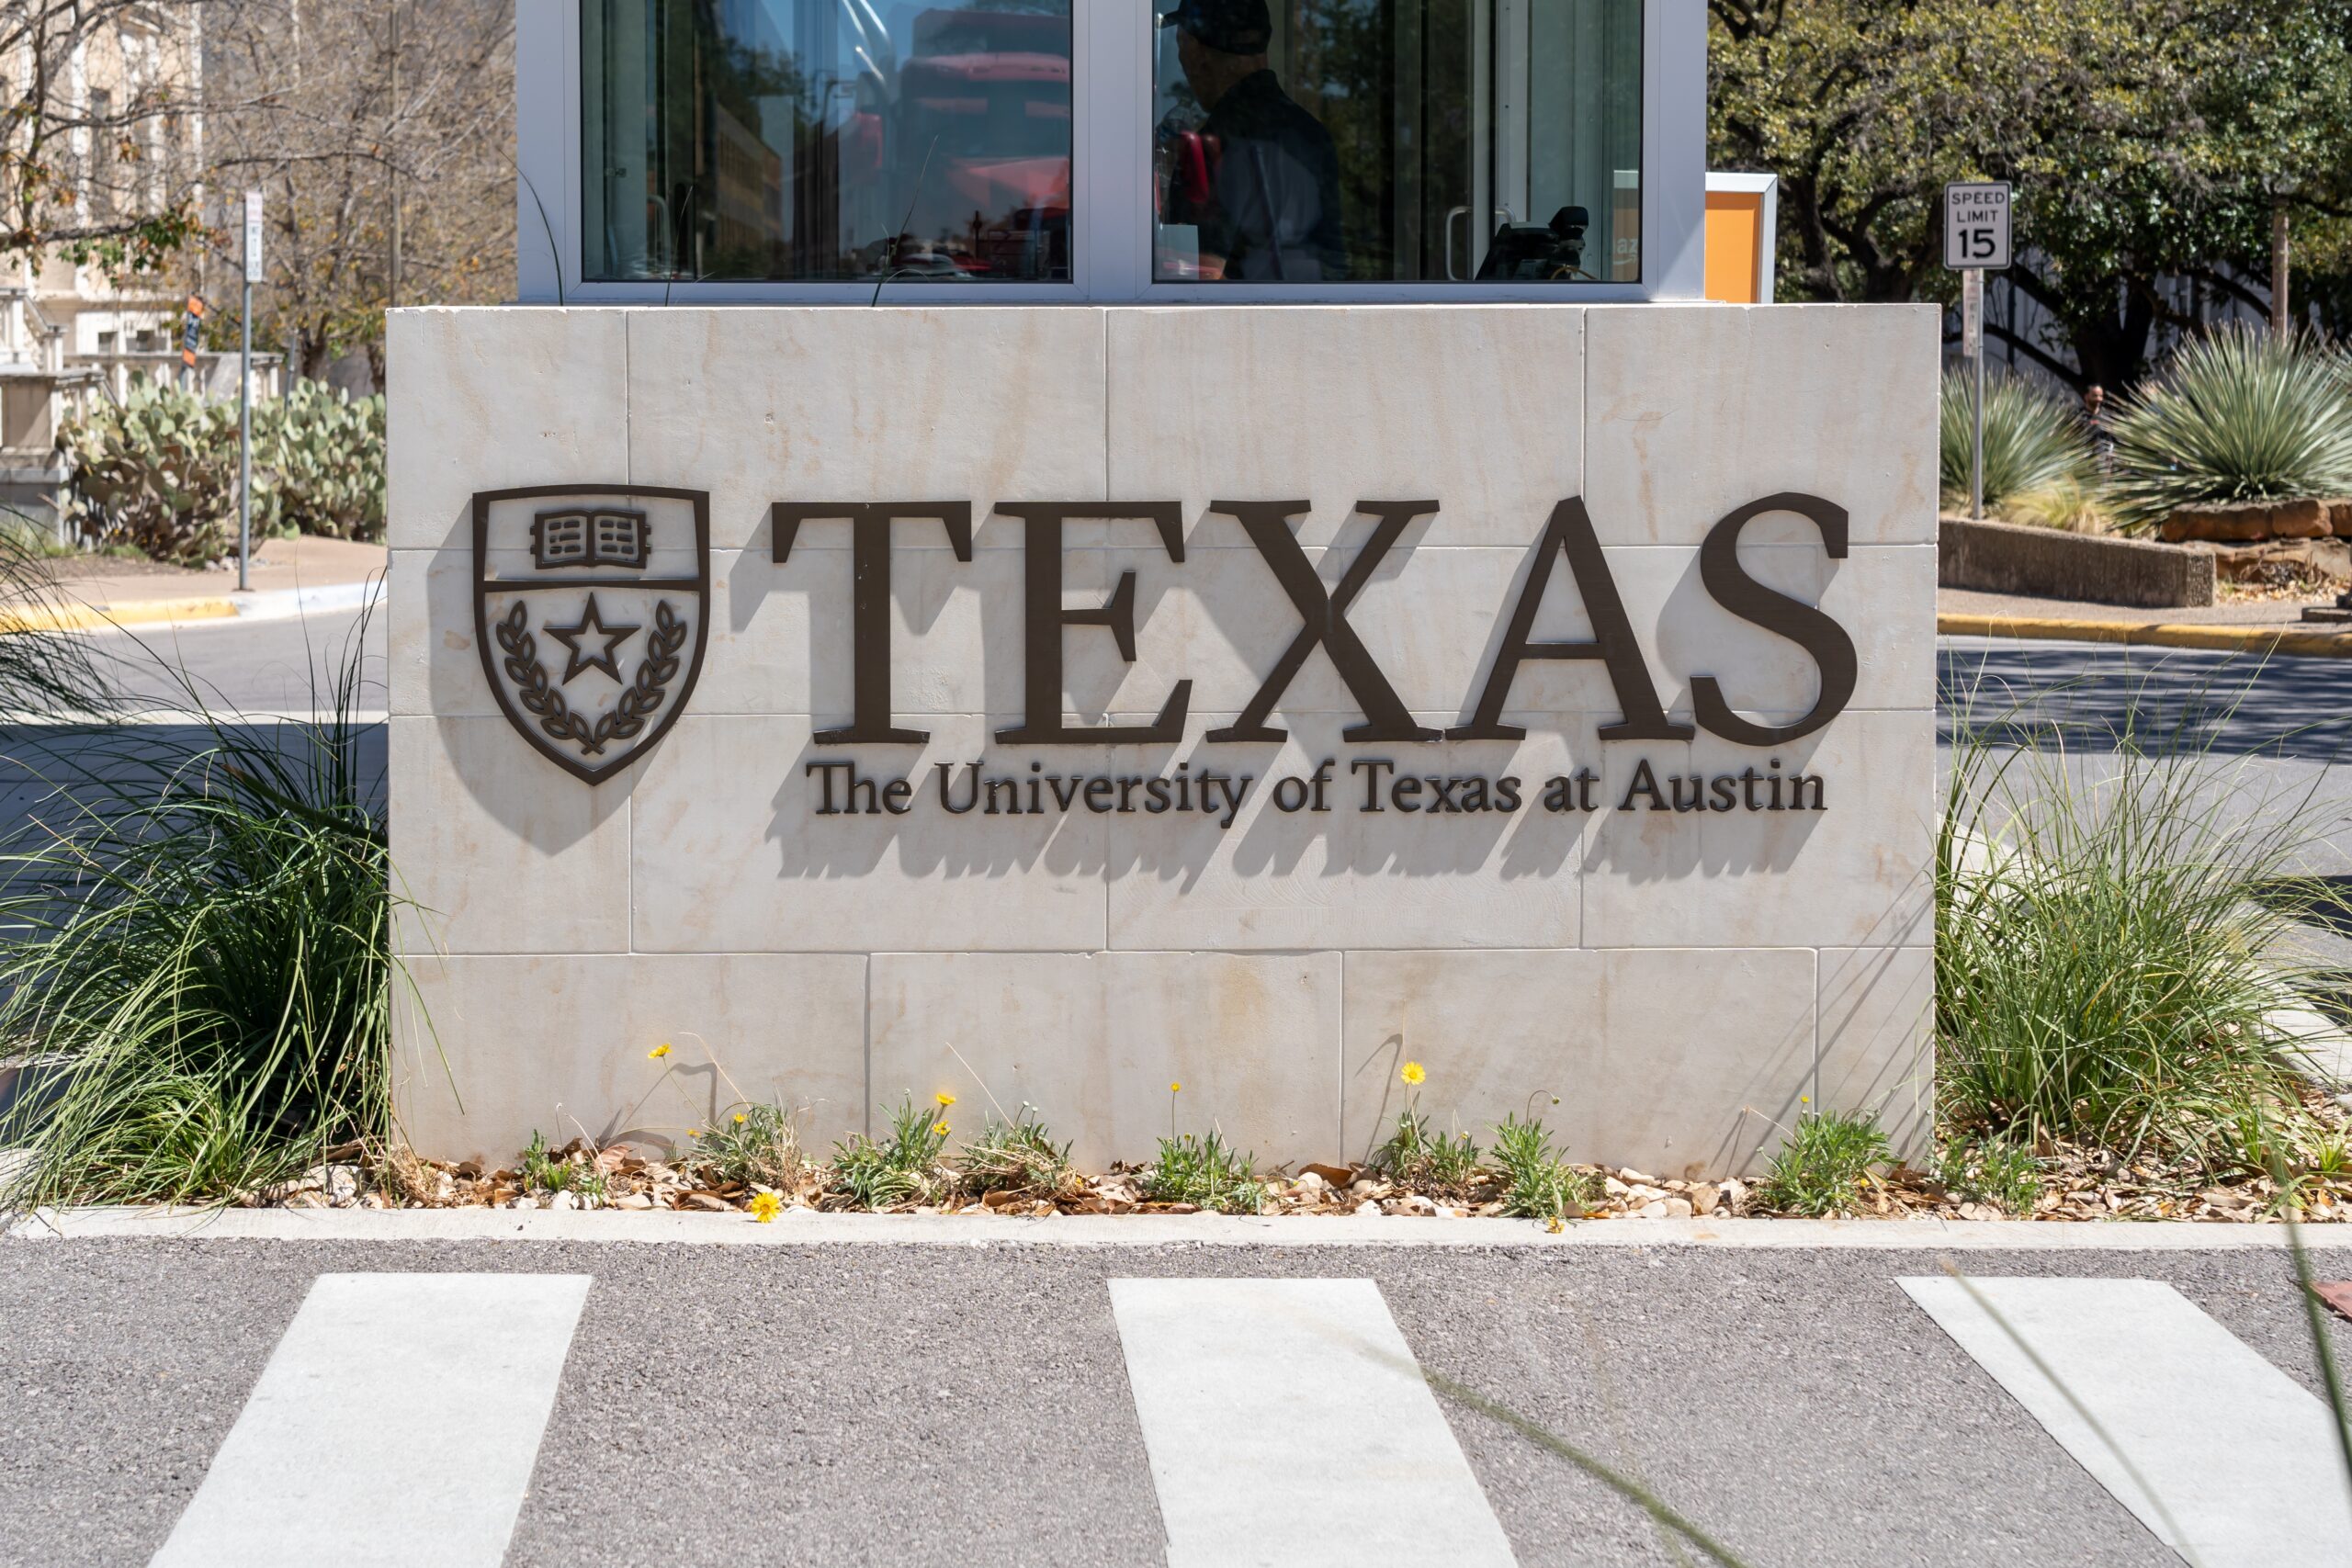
[11,536,386,631]
[1939,586,2352,657]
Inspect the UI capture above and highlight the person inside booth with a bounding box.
[1156,0,1346,281]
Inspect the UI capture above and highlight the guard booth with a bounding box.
[389,2,1934,1179]
[521,1,1702,301]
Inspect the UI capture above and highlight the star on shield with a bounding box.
[544,593,640,683]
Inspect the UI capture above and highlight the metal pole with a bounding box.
[1967,268,1985,521]
[238,275,253,592]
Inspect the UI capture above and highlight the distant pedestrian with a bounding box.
[2083,384,2116,474]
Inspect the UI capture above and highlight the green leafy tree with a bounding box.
[1710,0,2352,387]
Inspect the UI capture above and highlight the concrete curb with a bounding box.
[1939,611,2352,658]
[11,1207,2352,1249]
[0,577,379,635]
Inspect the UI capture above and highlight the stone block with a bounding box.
[389,716,632,955]
[2160,498,2329,543]
[868,951,1341,1168]
[627,309,1110,549]
[1817,943,1934,1160]
[1937,515,2216,609]
[387,309,629,552]
[628,716,1111,953]
[1106,306,1584,547]
[394,952,868,1165]
[1581,708,1936,951]
[1584,305,1940,547]
[1339,947,1817,1178]
[1102,713,1585,952]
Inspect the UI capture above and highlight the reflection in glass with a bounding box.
[1152,0,1642,285]
[583,0,1073,283]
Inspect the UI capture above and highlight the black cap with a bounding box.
[1159,0,1272,55]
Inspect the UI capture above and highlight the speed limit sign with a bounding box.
[1945,182,2011,270]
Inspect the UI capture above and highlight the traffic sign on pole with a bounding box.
[238,191,261,592]
[1944,182,2012,271]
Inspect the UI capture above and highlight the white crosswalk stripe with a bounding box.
[1903,1275,2352,1568]
[1109,1277,1519,1568]
[150,1271,591,1568]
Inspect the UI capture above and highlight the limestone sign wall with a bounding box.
[389,303,1938,1178]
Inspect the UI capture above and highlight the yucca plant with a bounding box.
[0,617,395,1207]
[1938,370,2094,516]
[2104,326,2352,534]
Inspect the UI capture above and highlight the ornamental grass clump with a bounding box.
[1142,1130,1263,1213]
[2103,326,2352,533]
[1938,675,2333,1168]
[1759,1110,1889,1216]
[0,626,395,1208]
[1937,370,2095,517]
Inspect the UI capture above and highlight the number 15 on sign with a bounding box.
[1945,182,2010,270]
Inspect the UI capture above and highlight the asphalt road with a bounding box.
[2,1235,2346,1567]
[79,604,386,717]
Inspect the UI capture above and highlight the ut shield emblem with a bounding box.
[473,484,710,784]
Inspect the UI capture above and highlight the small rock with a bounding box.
[616,1193,654,1210]
[505,1194,538,1210]
[1349,1178,1381,1198]
[1636,1200,1669,1220]
[1354,1199,1385,1216]
[1664,1198,1694,1219]
[1294,1170,1329,1194]
[322,1165,359,1202]
[283,1190,328,1210]
[1690,1183,1722,1217]
[1602,1177,1632,1199]
[547,1190,578,1211]
[1437,1205,1466,1219]
[1723,1179,1749,1213]
[1627,1185,1668,1203]
[1387,1194,1436,1216]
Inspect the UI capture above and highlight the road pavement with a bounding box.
[78,603,385,717]
[3,1231,2348,1567]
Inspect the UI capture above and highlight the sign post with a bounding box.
[180,295,204,392]
[1945,181,2012,522]
[238,190,263,592]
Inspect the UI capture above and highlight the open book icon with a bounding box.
[531,508,650,570]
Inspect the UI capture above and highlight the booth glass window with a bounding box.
[582,1,1075,284]
[1151,0,1642,284]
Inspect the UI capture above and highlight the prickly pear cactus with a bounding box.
[58,378,387,565]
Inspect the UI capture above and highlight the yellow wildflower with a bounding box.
[1170,1081,1182,1094]
[1401,1061,1426,1087]
[732,1113,747,1125]
[749,1191,782,1224]
[932,1121,951,1138]
[935,1091,957,1109]
[648,1043,672,1060]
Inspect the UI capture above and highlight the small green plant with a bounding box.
[1936,1136,2042,1214]
[2104,325,2352,532]
[692,1102,807,1189]
[1142,1131,1264,1213]
[1489,1114,1589,1222]
[826,1094,952,1211]
[1373,1057,1480,1191]
[955,1107,1074,1198]
[519,1131,571,1193]
[1760,1110,1890,1216]
[1938,369,2093,513]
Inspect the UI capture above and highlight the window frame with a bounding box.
[517,0,1703,305]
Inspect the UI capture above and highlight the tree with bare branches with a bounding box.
[200,0,513,385]
[0,2,209,278]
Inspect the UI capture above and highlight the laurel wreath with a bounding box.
[496,600,687,758]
